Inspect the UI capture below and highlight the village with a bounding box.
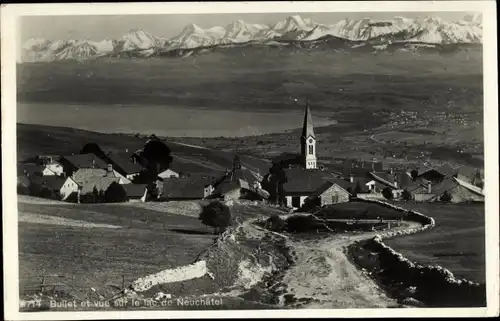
[17,103,485,209]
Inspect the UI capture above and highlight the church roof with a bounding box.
[282,168,331,194]
[301,102,315,139]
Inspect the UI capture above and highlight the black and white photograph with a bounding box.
[2,1,498,319]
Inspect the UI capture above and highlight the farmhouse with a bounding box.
[210,155,268,201]
[43,161,64,176]
[101,152,143,180]
[428,177,484,203]
[30,175,79,200]
[60,153,108,176]
[281,167,333,208]
[303,180,351,209]
[157,177,214,201]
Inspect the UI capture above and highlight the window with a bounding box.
[308,145,314,155]
[332,195,339,204]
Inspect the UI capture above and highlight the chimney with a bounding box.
[427,182,432,194]
[349,174,354,183]
[107,164,113,173]
[390,168,394,175]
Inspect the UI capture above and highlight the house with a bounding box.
[30,175,79,200]
[60,154,108,176]
[303,181,351,208]
[72,165,130,185]
[456,166,483,187]
[281,167,332,208]
[121,184,148,202]
[79,176,120,197]
[158,177,214,201]
[18,163,44,178]
[101,152,143,180]
[43,161,64,176]
[404,179,435,202]
[429,177,484,203]
[158,168,180,179]
[209,155,268,201]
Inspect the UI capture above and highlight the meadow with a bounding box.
[384,202,485,283]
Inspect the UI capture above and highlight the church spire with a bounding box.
[300,101,317,169]
[301,101,315,139]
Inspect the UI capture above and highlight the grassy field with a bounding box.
[314,202,407,220]
[18,200,217,300]
[384,202,485,283]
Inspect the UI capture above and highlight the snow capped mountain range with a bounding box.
[21,14,483,62]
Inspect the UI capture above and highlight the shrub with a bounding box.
[266,214,286,232]
[17,184,31,195]
[401,189,412,201]
[286,215,318,233]
[104,182,128,203]
[382,187,394,200]
[199,201,232,234]
[440,191,453,202]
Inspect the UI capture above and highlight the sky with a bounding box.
[20,11,476,42]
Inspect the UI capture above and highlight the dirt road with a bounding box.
[275,221,421,308]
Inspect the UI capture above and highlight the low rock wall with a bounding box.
[358,199,485,307]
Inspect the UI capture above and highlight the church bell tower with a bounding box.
[300,102,317,169]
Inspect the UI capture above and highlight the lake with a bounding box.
[17,102,337,138]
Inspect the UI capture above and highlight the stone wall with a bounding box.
[357,199,485,307]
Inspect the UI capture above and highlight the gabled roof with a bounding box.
[30,175,67,191]
[456,166,480,181]
[62,154,108,169]
[301,102,315,139]
[282,168,331,194]
[18,163,44,176]
[429,177,459,196]
[105,153,143,175]
[369,171,398,189]
[454,177,484,196]
[160,177,213,199]
[80,176,120,195]
[121,184,148,198]
[72,168,115,185]
[307,180,351,199]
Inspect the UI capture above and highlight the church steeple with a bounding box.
[301,101,315,140]
[300,101,317,169]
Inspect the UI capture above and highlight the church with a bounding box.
[263,102,350,209]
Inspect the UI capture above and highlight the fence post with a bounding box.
[121,275,125,290]
[40,276,45,293]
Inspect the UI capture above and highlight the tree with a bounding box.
[80,143,106,159]
[143,140,173,173]
[265,215,286,232]
[440,190,453,202]
[132,169,158,184]
[401,189,412,201]
[382,187,394,200]
[410,169,419,180]
[104,182,128,203]
[262,163,288,206]
[199,201,232,234]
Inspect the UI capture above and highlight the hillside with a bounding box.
[16,123,271,176]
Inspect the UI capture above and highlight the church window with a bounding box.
[308,145,314,155]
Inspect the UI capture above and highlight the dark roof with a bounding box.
[105,153,143,174]
[18,163,43,176]
[30,175,67,191]
[17,175,32,187]
[308,181,333,199]
[370,172,397,189]
[62,154,108,169]
[282,168,331,194]
[436,164,456,177]
[430,177,458,196]
[160,177,213,199]
[121,184,147,198]
[456,166,479,181]
[167,158,225,177]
